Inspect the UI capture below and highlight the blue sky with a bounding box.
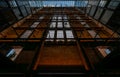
[43,1,75,7]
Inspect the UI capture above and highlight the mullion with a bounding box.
[63,14,67,42]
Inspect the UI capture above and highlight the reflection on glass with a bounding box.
[47,30,55,38]
[108,0,119,9]
[64,22,70,28]
[58,16,62,21]
[89,6,96,16]
[20,6,27,17]
[50,22,56,28]
[57,22,63,28]
[94,8,103,19]
[20,30,33,38]
[100,10,113,24]
[63,15,68,20]
[99,0,107,7]
[96,46,111,57]
[57,30,64,38]
[66,30,74,38]
[30,22,40,28]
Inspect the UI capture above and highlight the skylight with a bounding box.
[43,1,75,7]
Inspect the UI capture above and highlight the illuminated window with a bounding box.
[64,22,70,28]
[30,22,40,28]
[57,30,64,38]
[47,30,55,38]
[50,22,56,28]
[66,30,74,38]
[20,30,33,38]
[57,22,63,28]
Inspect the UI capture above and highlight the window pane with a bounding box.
[13,8,22,19]
[47,30,55,38]
[64,22,70,28]
[50,22,56,28]
[39,16,44,19]
[66,30,74,38]
[88,30,100,38]
[63,15,68,20]
[58,16,62,21]
[20,6,27,17]
[94,8,103,19]
[30,22,40,28]
[20,30,33,38]
[108,0,120,9]
[89,6,96,16]
[86,6,91,14]
[57,30,64,38]
[52,15,57,20]
[57,22,63,28]
[100,10,113,24]
[99,0,107,7]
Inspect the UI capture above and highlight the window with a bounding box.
[108,0,120,9]
[20,30,33,38]
[89,6,96,16]
[20,6,27,17]
[66,30,74,38]
[100,10,113,24]
[94,8,103,19]
[58,16,62,21]
[57,30,64,38]
[30,22,40,28]
[99,0,107,7]
[50,22,56,28]
[64,22,70,28]
[46,14,75,42]
[47,30,55,38]
[57,22,63,28]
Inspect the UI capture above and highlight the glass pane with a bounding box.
[20,30,33,38]
[66,30,74,38]
[43,1,74,7]
[58,16,62,21]
[100,10,113,24]
[30,22,40,28]
[50,22,56,28]
[64,22,70,28]
[9,0,17,7]
[0,0,8,8]
[57,22,63,28]
[13,8,22,19]
[57,30,64,38]
[99,0,107,7]
[25,5,31,14]
[20,6,27,17]
[88,30,100,38]
[52,15,57,20]
[47,30,55,38]
[108,0,120,9]
[94,8,103,19]
[89,6,96,16]
[86,6,91,14]
[39,16,44,19]
[63,15,68,20]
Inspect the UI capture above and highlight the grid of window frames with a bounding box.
[85,0,120,33]
[46,14,75,42]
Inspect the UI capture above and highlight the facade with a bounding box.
[0,0,120,77]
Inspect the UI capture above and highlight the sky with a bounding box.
[43,1,75,7]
